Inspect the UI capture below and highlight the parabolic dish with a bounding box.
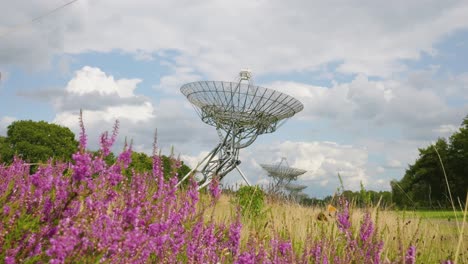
[284,183,307,192]
[260,164,307,178]
[181,81,304,134]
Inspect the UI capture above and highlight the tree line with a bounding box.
[391,115,468,209]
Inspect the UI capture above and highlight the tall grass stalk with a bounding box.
[455,194,468,264]
[433,145,460,233]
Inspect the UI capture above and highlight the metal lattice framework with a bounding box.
[284,183,308,202]
[260,157,307,193]
[284,183,308,193]
[177,70,304,189]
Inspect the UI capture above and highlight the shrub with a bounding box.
[236,185,265,218]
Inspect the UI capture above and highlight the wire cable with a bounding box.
[0,0,79,39]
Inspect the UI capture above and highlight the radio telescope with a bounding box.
[177,70,304,189]
[284,183,307,193]
[284,183,308,201]
[260,157,306,193]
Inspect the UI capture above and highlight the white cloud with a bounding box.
[53,66,154,128]
[180,151,211,169]
[0,116,16,136]
[239,140,371,194]
[433,124,459,135]
[0,0,87,70]
[43,66,216,156]
[376,166,385,173]
[3,1,468,77]
[386,159,403,169]
[65,66,141,98]
[154,65,202,94]
[268,73,468,140]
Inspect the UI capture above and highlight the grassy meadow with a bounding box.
[203,193,468,263]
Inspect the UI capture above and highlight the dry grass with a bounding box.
[200,193,467,263]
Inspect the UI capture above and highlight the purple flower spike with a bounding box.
[209,176,222,200]
[359,213,374,242]
[405,245,416,264]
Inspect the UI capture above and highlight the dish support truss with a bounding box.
[177,124,253,189]
[177,70,303,189]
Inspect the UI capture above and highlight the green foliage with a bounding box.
[125,151,191,181]
[235,185,265,218]
[404,210,465,220]
[359,181,372,206]
[128,151,153,173]
[392,114,468,208]
[392,138,451,208]
[1,212,41,261]
[0,136,11,162]
[447,115,468,203]
[0,120,78,164]
[341,189,393,208]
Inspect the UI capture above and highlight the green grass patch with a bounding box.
[404,210,466,220]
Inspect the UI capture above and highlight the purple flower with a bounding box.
[337,198,351,236]
[229,214,242,257]
[359,212,374,242]
[405,245,416,264]
[99,120,119,157]
[3,205,10,215]
[209,176,222,200]
[278,241,292,256]
[117,146,132,169]
[78,110,87,150]
[71,152,92,181]
[5,256,15,264]
[311,244,322,263]
[235,252,256,264]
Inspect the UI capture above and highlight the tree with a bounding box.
[0,136,11,162]
[392,114,468,208]
[448,116,468,202]
[124,151,191,181]
[391,138,452,208]
[0,120,78,164]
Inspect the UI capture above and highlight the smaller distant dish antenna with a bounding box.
[284,183,307,193]
[284,183,308,201]
[260,157,306,193]
[177,70,304,189]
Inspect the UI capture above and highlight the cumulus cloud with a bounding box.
[195,140,373,196]
[0,1,86,69]
[153,65,202,94]
[0,116,16,136]
[268,73,468,140]
[32,66,216,156]
[433,124,459,135]
[385,159,403,169]
[3,1,468,77]
[52,66,154,127]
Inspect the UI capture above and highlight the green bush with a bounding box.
[235,185,265,218]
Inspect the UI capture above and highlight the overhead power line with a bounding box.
[0,0,80,39]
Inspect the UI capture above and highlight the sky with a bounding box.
[1,0,468,197]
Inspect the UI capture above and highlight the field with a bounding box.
[405,210,466,220]
[207,194,468,263]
